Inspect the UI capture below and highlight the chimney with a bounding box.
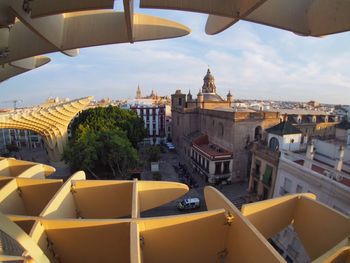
[335,145,345,172]
[304,140,315,169]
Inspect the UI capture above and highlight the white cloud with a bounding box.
[1,12,350,106]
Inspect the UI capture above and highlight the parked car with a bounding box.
[166,142,175,150]
[177,198,200,210]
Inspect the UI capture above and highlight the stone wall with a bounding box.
[172,105,281,179]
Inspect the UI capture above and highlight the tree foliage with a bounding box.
[145,145,161,162]
[70,106,146,147]
[63,106,146,179]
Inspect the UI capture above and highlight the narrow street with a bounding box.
[141,149,249,217]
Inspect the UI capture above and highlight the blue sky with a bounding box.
[1,5,350,107]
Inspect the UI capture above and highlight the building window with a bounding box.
[262,165,273,186]
[285,255,293,263]
[263,187,269,200]
[215,162,222,175]
[253,180,258,193]
[280,177,292,195]
[269,137,279,151]
[254,126,262,141]
[223,161,230,174]
[218,122,224,137]
[296,184,303,193]
[177,116,180,125]
[255,159,261,177]
[178,98,182,106]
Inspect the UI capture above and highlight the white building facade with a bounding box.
[0,129,42,152]
[271,150,350,263]
[274,152,350,214]
[130,104,166,145]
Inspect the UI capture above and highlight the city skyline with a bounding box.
[1,9,350,107]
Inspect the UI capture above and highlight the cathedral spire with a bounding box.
[187,90,192,101]
[136,85,142,99]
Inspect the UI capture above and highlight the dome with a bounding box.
[202,68,217,93]
[203,68,215,81]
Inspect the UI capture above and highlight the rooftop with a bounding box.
[266,121,302,136]
[294,159,350,188]
[202,93,225,102]
[283,151,350,190]
[192,135,233,160]
[269,109,330,116]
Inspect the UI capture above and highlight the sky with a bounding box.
[1,4,350,107]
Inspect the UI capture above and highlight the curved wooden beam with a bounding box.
[0,97,92,162]
[244,0,350,37]
[30,0,115,18]
[0,211,50,262]
[0,56,50,82]
[141,0,350,37]
[140,0,266,18]
[0,11,190,70]
[205,15,238,35]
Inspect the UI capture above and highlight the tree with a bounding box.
[145,145,161,162]
[98,129,138,179]
[63,106,145,179]
[70,106,147,147]
[63,125,100,179]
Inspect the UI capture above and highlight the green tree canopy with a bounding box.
[70,106,146,147]
[63,106,146,179]
[145,145,161,162]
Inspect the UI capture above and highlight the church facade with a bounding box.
[171,69,280,182]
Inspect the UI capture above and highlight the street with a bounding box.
[141,149,249,217]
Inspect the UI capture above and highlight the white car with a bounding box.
[177,198,200,210]
[166,143,175,150]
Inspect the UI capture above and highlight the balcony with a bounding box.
[252,142,280,166]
